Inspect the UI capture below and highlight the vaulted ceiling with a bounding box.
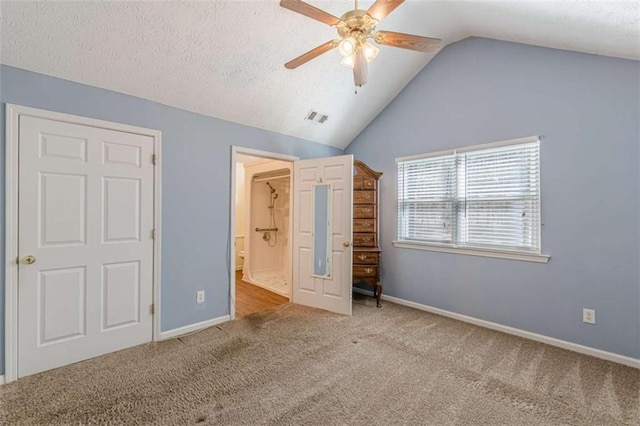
[2,1,638,149]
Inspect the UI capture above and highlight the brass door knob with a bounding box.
[343,241,351,247]
[23,255,36,265]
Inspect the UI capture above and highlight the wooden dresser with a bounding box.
[353,160,383,307]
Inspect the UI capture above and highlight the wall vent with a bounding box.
[305,110,329,124]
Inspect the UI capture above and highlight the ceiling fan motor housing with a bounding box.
[337,10,377,41]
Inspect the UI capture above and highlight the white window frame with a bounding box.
[393,136,550,263]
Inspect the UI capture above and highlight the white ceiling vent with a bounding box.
[305,110,329,124]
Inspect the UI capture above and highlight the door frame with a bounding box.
[229,146,298,320]
[4,104,163,383]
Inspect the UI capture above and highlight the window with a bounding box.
[395,137,548,262]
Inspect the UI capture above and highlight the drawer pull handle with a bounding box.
[362,208,372,214]
[362,193,371,200]
[362,222,372,228]
[362,237,372,243]
[366,181,373,187]
[358,254,367,261]
[365,268,374,274]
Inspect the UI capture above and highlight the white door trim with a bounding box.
[4,104,163,383]
[229,146,298,320]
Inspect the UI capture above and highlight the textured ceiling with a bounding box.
[1,1,638,149]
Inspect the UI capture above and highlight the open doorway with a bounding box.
[230,147,355,319]
[230,148,298,319]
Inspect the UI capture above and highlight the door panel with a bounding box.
[40,133,88,161]
[292,155,353,315]
[102,141,142,167]
[40,172,87,246]
[103,177,141,243]
[39,266,86,345]
[18,116,154,378]
[102,261,141,330]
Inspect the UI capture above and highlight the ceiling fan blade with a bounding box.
[374,30,443,53]
[280,0,342,26]
[285,41,338,69]
[366,0,405,22]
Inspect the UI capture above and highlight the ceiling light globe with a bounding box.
[339,37,357,57]
[362,42,380,63]
[340,54,355,69]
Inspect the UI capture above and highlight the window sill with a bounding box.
[392,241,550,263]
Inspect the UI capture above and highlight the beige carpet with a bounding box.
[1,295,638,425]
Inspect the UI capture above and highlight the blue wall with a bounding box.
[0,65,342,374]
[346,38,640,358]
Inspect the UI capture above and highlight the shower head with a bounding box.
[266,182,276,194]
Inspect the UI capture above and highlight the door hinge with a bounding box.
[150,303,155,315]
[16,256,19,265]
[151,229,156,240]
[152,154,156,165]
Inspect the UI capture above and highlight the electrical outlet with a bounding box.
[196,290,205,304]
[583,308,595,324]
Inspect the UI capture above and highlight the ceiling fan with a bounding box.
[280,0,443,89]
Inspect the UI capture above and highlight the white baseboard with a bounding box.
[158,315,231,340]
[353,288,640,369]
[0,375,4,385]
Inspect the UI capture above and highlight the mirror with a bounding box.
[312,183,332,278]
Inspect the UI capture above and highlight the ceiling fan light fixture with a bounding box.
[280,0,444,91]
[338,37,357,56]
[362,41,379,63]
[340,54,355,69]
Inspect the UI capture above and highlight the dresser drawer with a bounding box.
[354,266,378,277]
[353,219,375,233]
[354,176,377,190]
[354,205,375,218]
[353,251,378,265]
[353,233,376,247]
[354,190,375,204]
[362,177,376,190]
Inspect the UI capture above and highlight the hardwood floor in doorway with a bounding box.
[235,271,288,317]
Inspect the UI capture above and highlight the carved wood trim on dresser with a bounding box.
[353,160,383,307]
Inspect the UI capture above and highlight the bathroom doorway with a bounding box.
[231,148,297,318]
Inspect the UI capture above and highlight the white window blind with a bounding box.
[397,154,456,244]
[397,139,541,253]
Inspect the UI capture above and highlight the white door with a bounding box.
[292,155,353,315]
[18,116,155,378]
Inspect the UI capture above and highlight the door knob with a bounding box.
[343,241,351,247]
[23,255,36,265]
